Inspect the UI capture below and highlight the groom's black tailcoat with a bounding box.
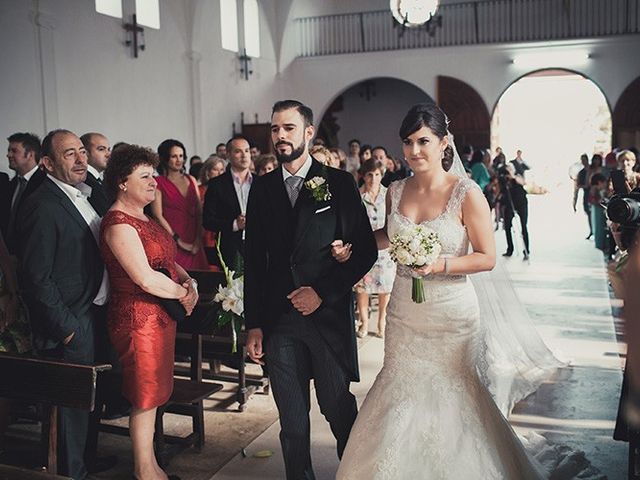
[244,158,377,381]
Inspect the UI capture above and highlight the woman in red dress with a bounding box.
[150,139,208,270]
[100,145,198,480]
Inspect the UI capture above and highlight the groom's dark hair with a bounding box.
[272,100,314,128]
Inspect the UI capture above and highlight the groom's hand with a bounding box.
[331,240,352,263]
[288,287,322,316]
[246,328,265,365]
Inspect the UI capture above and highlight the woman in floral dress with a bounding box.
[354,159,396,338]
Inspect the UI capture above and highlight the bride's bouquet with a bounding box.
[389,225,441,303]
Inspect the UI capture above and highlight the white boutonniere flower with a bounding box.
[304,176,332,202]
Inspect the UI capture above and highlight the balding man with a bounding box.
[17,129,113,479]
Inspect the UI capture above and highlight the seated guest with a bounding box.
[101,145,198,480]
[254,153,278,176]
[150,139,208,270]
[203,135,255,268]
[17,129,113,479]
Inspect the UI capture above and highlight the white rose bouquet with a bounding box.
[389,225,441,303]
[213,233,244,352]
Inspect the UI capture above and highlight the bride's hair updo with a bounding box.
[399,102,455,171]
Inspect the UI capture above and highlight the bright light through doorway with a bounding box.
[491,71,612,192]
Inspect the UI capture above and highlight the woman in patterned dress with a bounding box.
[354,159,396,338]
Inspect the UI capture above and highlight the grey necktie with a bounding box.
[12,176,27,211]
[285,176,303,207]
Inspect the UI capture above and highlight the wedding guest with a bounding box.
[470,149,491,191]
[203,135,255,268]
[150,139,208,270]
[18,129,114,478]
[354,159,395,338]
[589,172,608,253]
[250,145,261,161]
[101,144,197,480]
[80,132,112,215]
[198,156,226,269]
[254,153,278,176]
[4,132,46,253]
[188,155,203,179]
[618,150,640,190]
[573,154,593,238]
[345,139,361,177]
[310,145,333,167]
[215,143,227,161]
[329,147,347,170]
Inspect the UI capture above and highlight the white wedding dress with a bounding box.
[336,177,548,480]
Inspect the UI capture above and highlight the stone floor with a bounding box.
[1,186,629,479]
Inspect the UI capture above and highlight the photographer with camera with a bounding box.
[498,162,530,260]
[608,176,640,474]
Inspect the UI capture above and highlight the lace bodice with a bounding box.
[387,177,480,279]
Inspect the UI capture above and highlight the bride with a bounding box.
[336,103,547,479]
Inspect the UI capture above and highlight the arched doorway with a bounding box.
[491,69,612,190]
[613,76,640,150]
[437,76,491,149]
[317,77,432,160]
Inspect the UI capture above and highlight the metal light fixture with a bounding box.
[390,0,440,28]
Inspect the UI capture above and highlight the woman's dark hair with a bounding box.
[360,158,385,176]
[400,102,454,171]
[157,139,186,174]
[470,149,486,165]
[590,172,606,186]
[590,153,603,168]
[104,144,159,200]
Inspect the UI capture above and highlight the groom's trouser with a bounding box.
[265,311,358,480]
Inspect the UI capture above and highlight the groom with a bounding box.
[245,100,377,479]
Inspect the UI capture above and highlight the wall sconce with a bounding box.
[124,14,145,58]
[239,48,253,80]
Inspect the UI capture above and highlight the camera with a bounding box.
[607,190,640,225]
[606,185,640,251]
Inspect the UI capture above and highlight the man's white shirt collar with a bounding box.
[282,155,313,182]
[21,164,40,182]
[87,164,103,181]
[47,174,93,202]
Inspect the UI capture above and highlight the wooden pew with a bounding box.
[0,352,111,475]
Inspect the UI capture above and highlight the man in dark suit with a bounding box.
[17,129,112,479]
[244,100,377,480]
[80,132,111,215]
[203,135,255,268]
[3,132,46,253]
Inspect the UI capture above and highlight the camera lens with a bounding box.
[607,197,640,223]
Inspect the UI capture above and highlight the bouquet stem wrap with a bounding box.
[412,277,425,303]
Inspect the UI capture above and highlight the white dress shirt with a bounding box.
[231,169,253,232]
[87,164,104,182]
[282,154,313,183]
[47,174,109,306]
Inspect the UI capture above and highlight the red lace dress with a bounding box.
[100,210,178,409]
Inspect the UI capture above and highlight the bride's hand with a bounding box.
[412,259,444,277]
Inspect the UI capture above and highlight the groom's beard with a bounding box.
[275,140,306,164]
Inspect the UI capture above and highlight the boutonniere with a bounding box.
[305,175,332,203]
